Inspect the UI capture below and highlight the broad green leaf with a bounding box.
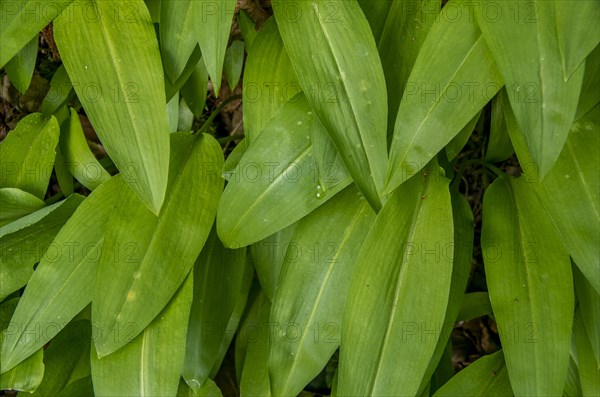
[430,341,454,394]
[563,355,583,397]
[481,175,574,396]
[0,188,45,224]
[417,192,474,395]
[486,90,514,163]
[0,298,44,392]
[224,40,245,90]
[54,0,170,213]
[0,194,84,300]
[555,0,600,79]
[506,102,600,293]
[91,273,193,397]
[0,177,119,372]
[445,111,481,161]
[166,46,202,102]
[93,133,223,357]
[433,350,512,397]
[242,17,300,144]
[269,185,375,397]
[370,0,440,136]
[5,35,38,94]
[183,227,247,390]
[217,94,351,247]
[167,92,180,132]
[250,223,297,301]
[573,307,600,397]
[357,0,393,43]
[573,266,600,365]
[40,65,74,117]
[339,165,454,396]
[386,0,502,194]
[222,139,246,181]
[475,0,585,179]
[60,108,111,191]
[457,292,493,322]
[273,0,388,210]
[0,0,73,68]
[181,55,209,118]
[575,45,599,120]
[160,0,201,82]
[178,378,223,397]
[239,287,272,397]
[0,113,60,198]
[237,10,257,51]
[197,0,237,95]
[31,319,91,396]
[178,97,195,132]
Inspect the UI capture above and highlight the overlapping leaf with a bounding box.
[0,113,60,198]
[54,0,169,213]
[481,175,574,396]
[0,0,73,67]
[475,0,585,179]
[0,194,84,300]
[93,133,223,357]
[269,185,375,396]
[91,273,193,397]
[1,177,119,372]
[217,94,351,247]
[273,0,388,210]
[339,165,454,396]
[0,188,45,226]
[386,0,503,194]
[5,35,38,94]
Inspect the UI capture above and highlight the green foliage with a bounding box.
[0,0,598,396]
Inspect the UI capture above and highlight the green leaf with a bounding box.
[417,192,474,395]
[357,0,393,43]
[31,319,91,396]
[475,0,585,179]
[182,227,248,390]
[371,0,440,136]
[93,133,223,357]
[91,272,193,397]
[237,10,257,52]
[0,194,84,300]
[5,35,38,94]
[563,355,583,397]
[0,298,44,392]
[54,0,170,213]
[238,287,272,397]
[386,0,502,194]
[181,55,209,118]
[273,0,388,210]
[197,0,237,95]
[217,94,351,247]
[250,223,297,301]
[167,92,180,132]
[433,350,512,397]
[40,65,74,117]
[60,108,111,190]
[0,177,120,373]
[0,188,45,224]
[241,17,300,144]
[224,40,245,90]
[573,307,600,397]
[0,0,73,68]
[575,44,599,120]
[555,0,600,79]
[58,376,94,397]
[485,90,514,163]
[269,185,375,397]
[506,102,600,294]
[339,165,454,396]
[481,175,574,396]
[573,266,600,365]
[457,292,493,322]
[0,113,60,198]
[160,0,201,82]
[445,111,481,161]
[165,46,202,102]
[54,144,74,196]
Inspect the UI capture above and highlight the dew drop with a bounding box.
[297,121,303,125]
[84,65,88,70]
[315,185,325,199]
